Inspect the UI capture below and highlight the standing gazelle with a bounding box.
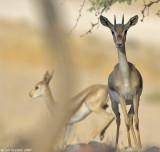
[29,70,114,146]
[100,15,143,149]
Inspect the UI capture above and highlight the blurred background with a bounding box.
[0,0,160,151]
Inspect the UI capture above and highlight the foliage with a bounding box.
[68,0,160,36]
[88,0,137,13]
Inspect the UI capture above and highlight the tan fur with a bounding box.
[29,71,115,146]
[100,15,142,150]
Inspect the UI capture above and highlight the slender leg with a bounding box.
[133,95,142,149]
[64,124,72,146]
[128,105,138,147]
[100,116,115,140]
[91,108,115,140]
[119,96,131,147]
[111,100,121,150]
[115,113,121,150]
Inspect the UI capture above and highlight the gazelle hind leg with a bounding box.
[99,116,115,140]
[91,107,114,140]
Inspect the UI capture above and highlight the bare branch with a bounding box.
[141,0,160,22]
[81,4,109,37]
[80,19,99,37]
[67,0,86,36]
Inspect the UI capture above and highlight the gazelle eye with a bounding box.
[35,86,39,90]
[124,30,128,35]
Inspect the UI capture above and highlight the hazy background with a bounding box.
[0,0,160,150]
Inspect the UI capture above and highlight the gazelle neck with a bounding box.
[43,86,56,113]
[117,45,130,84]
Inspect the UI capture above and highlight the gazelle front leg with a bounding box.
[115,112,120,150]
[128,105,138,148]
[133,94,142,149]
[119,96,132,148]
[111,100,121,150]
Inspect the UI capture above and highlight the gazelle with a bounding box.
[100,15,143,149]
[29,70,115,145]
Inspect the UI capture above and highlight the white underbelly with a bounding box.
[121,83,135,100]
[109,85,135,104]
[123,89,135,100]
[69,103,91,124]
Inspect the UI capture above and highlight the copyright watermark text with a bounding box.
[1,149,32,152]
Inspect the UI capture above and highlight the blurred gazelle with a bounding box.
[29,70,114,145]
[100,15,143,149]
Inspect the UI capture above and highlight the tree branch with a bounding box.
[141,0,160,22]
[67,0,86,36]
[80,4,109,37]
[80,19,99,37]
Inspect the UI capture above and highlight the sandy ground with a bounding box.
[0,60,159,149]
[0,0,160,150]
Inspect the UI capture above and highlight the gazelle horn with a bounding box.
[122,14,124,25]
[114,15,116,25]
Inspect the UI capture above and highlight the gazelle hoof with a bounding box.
[125,147,137,152]
[100,134,104,141]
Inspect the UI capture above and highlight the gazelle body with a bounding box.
[29,71,114,145]
[100,15,143,149]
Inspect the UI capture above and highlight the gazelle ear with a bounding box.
[43,70,54,85]
[47,70,54,84]
[43,71,50,85]
[100,15,113,29]
[125,15,138,30]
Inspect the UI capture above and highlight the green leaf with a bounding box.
[88,0,136,13]
[88,7,96,12]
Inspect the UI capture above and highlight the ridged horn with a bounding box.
[122,14,124,25]
[114,15,116,25]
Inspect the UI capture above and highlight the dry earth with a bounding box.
[0,1,160,150]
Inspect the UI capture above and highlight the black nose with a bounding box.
[116,43,123,47]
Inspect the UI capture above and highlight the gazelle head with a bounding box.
[100,15,138,48]
[29,70,53,98]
